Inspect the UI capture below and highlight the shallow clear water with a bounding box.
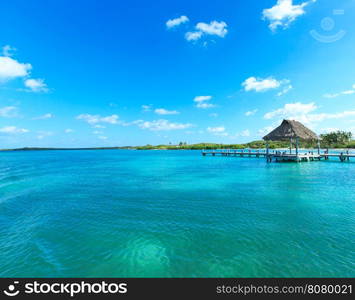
[0,150,354,277]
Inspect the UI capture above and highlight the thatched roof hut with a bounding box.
[263,119,318,141]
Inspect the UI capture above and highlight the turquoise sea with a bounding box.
[0,150,354,277]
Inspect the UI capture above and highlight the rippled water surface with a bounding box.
[0,150,354,277]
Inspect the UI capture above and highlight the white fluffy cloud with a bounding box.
[185,31,203,41]
[136,119,192,131]
[0,106,18,118]
[245,109,258,116]
[168,18,227,43]
[24,78,48,93]
[65,129,73,133]
[185,21,228,42]
[242,77,285,92]
[264,102,355,125]
[262,0,316,31]
[264,102,317,119]
[166,16,189,28]
[0,56,32,81]
[194,95,216,109]
[0,45,48,91]
[76,114,120,125]
[154,108,180,115]
[0,126,29,134]
[194,96,212,102]
[196,21,228,37]
[306,111,355,123]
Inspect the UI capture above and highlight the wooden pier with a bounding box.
[202,120,354,163]
[201,149,354,162]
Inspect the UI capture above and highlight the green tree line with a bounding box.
[136,131,355,150]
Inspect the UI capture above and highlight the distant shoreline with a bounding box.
[1,145,354,152]
[0,147,135,152]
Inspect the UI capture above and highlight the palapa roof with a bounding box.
[263,119,318,141]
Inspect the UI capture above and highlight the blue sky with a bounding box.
[0,0,354,148]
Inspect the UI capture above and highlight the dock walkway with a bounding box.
[201,149,354,162]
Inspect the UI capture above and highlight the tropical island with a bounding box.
[1,130,354,151]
